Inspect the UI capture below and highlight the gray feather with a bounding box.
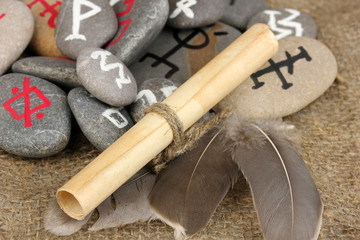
[148,129,239,239]
[44,168,156,235]
[224,116,323,240]
[89,168,157,231]
[44,200,92,236]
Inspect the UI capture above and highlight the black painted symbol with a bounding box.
[214,31,228,36]
[230,0,235,6]
[139,29,210,78]
[251,46,312,90]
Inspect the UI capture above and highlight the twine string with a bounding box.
[145,103,232,173]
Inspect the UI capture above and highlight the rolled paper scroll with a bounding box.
[57,23,278,220]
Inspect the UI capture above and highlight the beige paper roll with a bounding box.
[57,23,278,220]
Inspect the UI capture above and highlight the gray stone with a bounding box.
[247,8,317,39]
[55,0,118,60]
[0,74,71,158]
[129,22,241,86]
[12,57,81,89]
[216,36,337,119]
[130,78,178,122]
[76,47,137,107]
[221,0,270,30]
[0,0,34,75]
[68,87,134,151]
[106,0,169,66]
[167,0,228,29]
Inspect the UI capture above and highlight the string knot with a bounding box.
[145,103,232,173]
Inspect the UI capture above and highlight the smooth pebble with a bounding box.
[0,73,71,157]
[68,87,134,151]
[106,0,169,66]
[76,47,137,107]
[0,0,34,75]
[55,0,118,59]
[216,36,337,119]
[12,56,81,89]
[167,0,228,29]
[22,0,66,57]
[247,8,317,39]
[130,78,178,122]
[221,0,269,30]
[129,22,241,86]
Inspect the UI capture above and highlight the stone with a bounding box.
[55,0,118,60]
[0,0,34,75]
[216,36,337,119]
[76,47,137,107]
[22,0,66,58]
[129,22,241,86]
[12,56,81,89]
[167,0,228,29]
[0,73,71,157]
[130,78,178,122]
[68,87,134,151]
[247,8,317,40]
[220,0,270,31]
[106,0,169,66]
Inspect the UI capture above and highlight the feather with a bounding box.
[44,200,92,236]
[148,129,239,239]
[44,168,157,235]
[223,115,323,240]
[89,168,157,231]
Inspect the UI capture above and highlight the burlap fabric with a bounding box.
[1,0,359,239]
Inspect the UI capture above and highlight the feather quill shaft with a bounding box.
[224,116,323,240]
[251,123,296,235]
[148,129,239,239]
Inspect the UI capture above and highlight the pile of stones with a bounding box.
[0,0,337,158]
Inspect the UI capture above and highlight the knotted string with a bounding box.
[145,103,232,173]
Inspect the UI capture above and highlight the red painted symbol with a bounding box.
[0,14,6,43]
[107,0,135,47]
[3,77,52,128]
[27,0,61,28]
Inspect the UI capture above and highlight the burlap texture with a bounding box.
[1,0,359,239]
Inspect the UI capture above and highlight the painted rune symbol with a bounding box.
[107,0,135,47]
[250,46,312,90]
[91,50,132,89]
[170,0,197,19]
[102,108,129,129]
[264,9,304,39]
[27,0,61,28]
[135,86,177,107]
[3,77,52,128]
[65,0,101,41]
[139,28,210,78]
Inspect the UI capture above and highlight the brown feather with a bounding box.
[148,129,239,239]
[44,168,157,235]
[223,115,323,240]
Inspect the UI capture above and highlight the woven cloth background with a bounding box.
[1,0,359,239]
